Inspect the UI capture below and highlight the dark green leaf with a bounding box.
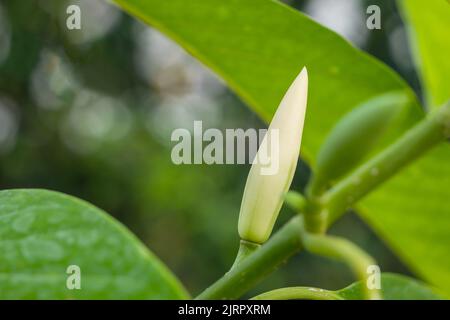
[0,189,189,299]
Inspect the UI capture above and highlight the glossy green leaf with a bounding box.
[0,189,189,299]
[337,273,442,300]
[399,0,450,108]
[110,0,450,297]
[112,0,419,162]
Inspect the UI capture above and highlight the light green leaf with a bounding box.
[0,189,189,299]
[337,273,442,300]
[112,0,419,161]
[362,0,450,297]
[399,0,450,108]
[360,144,450,298]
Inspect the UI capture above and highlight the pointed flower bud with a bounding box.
[307,91,412,196]
[238,67,308,244]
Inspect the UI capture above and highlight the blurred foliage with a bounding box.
[0,0,419,295]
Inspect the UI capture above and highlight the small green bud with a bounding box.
[308,91,413,196]
[238,67,308,244]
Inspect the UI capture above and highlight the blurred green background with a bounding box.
[0,0,422,297]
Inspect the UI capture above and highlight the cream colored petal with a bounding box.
[238,67,308,244]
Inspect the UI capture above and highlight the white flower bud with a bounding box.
[238,67,308,244]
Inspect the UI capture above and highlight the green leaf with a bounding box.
[112,0,419,161]
[0,189,189,299]
[399,0,450,108]
[337,273,442,300]
[360,144,450,298]
[365,0,450,297]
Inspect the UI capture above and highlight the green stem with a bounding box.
[251,287,343,300]
[196,215,304,300]
[303,200,328,234]
[325,104,450,224]
[301,230,381,300]
[284,191,307,213]
[230,240,260,270]
[197,103,449,300]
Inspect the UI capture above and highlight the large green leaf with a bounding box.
[360,144,450,298]
[337,273,441,300]
[112,0,419,162]
[399,0,450,108]
[0,189,189,299]
[110,0,450,297]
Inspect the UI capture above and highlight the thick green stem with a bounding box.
[197,103,449,300]
[251,287,343,300]
[303,199,328,234]
[196,216,304,299]
[301,231,381,300]
[325,104,450,224]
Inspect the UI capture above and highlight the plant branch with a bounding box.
[301,230,381,300]
[325,103,450,224]
[196,215,304,299]
[251,286,342,300]
[197,103,449,300]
